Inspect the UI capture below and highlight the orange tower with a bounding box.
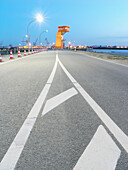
[56,26,70,49]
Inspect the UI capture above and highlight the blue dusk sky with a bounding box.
[1,0,128,46]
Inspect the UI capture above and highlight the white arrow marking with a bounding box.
[57,56,128,153]
[42,87,78,116]
[74,125,121,170]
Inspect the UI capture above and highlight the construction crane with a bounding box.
[45,38,50,48]
[21,40,26,46]
[33,38,38,46]
[0,40,4,46]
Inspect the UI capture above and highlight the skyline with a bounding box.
[1,0,128,46]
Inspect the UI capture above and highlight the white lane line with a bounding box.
[42,87,78,116]
[0,52,45,66]
[47,53,58,84]
[74,125,121,170]
[57,56,128,153]
[0,56,58,170]
[0,58,22,65]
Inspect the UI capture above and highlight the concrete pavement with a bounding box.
[0,51,128,169]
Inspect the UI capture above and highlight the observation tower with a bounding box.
[56,26,70,49]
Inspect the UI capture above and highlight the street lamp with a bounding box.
[68,41,71,49]
[36,14,44,23]
[26,14,44,47]
[39,30,48,46]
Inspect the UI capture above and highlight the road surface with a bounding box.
[0,51,128,170]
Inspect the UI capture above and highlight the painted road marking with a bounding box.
[0,52,44,66]
[0,57,22,65]
[57,54,128,153]
[42,87,78,116]
[0,55,58,170]
[1,51,127,169]
[74,125,121,170]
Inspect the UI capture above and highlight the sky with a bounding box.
[1,0,128,46]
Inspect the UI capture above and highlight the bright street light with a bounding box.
[29,42,31,47]
[26,13,44,47]
[36,14,44,23]
[68,41,71,49]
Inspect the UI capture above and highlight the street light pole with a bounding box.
[26,14,44,48]
[68,41,71,49]
[39,30,48,46]
[26,19,35,48]
[27,19,35,38]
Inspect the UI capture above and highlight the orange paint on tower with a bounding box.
[56,26,70,49]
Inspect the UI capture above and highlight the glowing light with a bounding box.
[29,43,31,47]
[36,14,44,23]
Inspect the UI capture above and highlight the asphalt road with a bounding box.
[0,50,128,170]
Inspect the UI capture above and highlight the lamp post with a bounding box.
[26,19,35,45]
[39,30,48,46]
[26,14,44,48]
[68,41,71,49]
